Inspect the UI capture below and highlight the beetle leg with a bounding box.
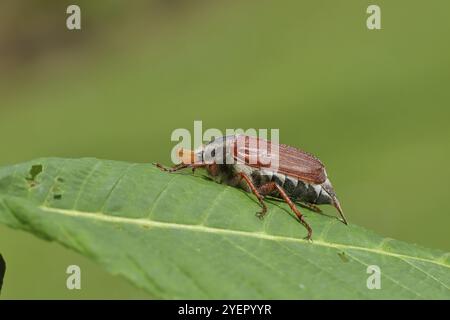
[299,202,322,214]
[153,163,205,173]
[258,181,277,196]
[258,182,312,240]
[276,184,313,240]
[255,182,279,219]
[154,163,186,172]
[237,173,268,219]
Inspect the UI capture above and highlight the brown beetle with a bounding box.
[154,135,347,240]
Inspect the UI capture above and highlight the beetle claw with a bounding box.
[153,163,170,172]
[304,236,313,243]
[255,211,266,220]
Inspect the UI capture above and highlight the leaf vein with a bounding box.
[344,251,424,298]
[38,206,450,270]
[72,161,102,209]
[99,163,137,213]
[398,256,450,290]
[146,174,180,219]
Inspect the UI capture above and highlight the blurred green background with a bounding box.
[1,0,449,298]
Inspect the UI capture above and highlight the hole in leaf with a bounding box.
[26,164,43,187]
[51,186,63,200]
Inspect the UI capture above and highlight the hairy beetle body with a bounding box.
[154,134,346,240]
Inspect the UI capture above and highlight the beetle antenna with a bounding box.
[333,197,348,225]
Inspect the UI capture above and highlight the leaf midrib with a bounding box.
[35,205,449,269]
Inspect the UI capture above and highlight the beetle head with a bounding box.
[202,136,234,165]
[176,148,203,165]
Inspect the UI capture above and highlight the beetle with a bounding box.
[154,135,347,240]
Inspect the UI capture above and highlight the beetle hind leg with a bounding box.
[258,181,313,240]
[299,202,322,214]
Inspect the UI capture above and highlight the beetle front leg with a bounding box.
[153,163,186,172]
[153,163,205,173]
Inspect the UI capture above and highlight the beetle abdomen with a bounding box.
[247,167,322,204]
[210,163,332,206]
[270,172,321,204]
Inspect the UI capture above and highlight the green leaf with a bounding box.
[0,158,449,299]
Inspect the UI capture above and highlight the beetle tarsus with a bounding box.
[238,172,269,221]
[255,207,267,220]
[153,163,189,173]
[302,221,313,241]
[153,163,170,172]
[296,213,313,240]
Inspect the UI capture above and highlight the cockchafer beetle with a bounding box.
[154,135,347,240]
